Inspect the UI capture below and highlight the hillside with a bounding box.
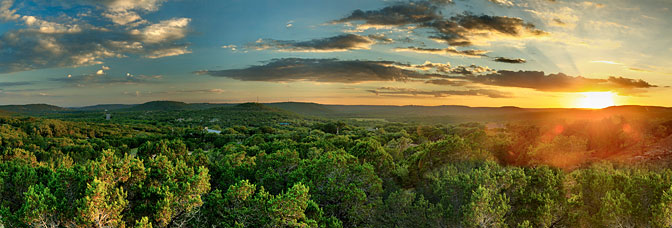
[73,104,135,111]
[266,102,335,116]
[123,101,194,111]
[174,102,306,127]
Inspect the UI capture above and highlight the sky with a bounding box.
[0,0,670,108]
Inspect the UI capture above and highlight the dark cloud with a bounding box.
[493,57,526,63]
[607,76,656,89]
[198,57,658,96]
[367,34,394,43]
[196,58,437,83]
[464,70,656,94]
[368,86,512,98]
[0,81,34,87]
[250,34,374,52]
[426,13,547,46]
[335,2,547,47]
[334,1,441,26]
[395,46,488,57]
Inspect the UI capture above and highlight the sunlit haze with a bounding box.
[576,92,616,109]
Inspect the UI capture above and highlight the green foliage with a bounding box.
[1,107,672,227]
[373,190,445,227]
[20,184,59,227]
[78,178,128,228]
[197,180,317,227]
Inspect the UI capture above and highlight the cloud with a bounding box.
[367,34,394,43]
[424,79,469,86]
[222,44,237,50]
[524,7,578,28]
[334,1,441,27]
[165,88,226,94]
[58,0,167,12]
[334,2,547,46]
[0,81,33,87]
[144,45,191,58]
[199,57,658,97]
[103,10,145,26]
[591,60,620,65]
[463,70,657,95]
[0,0,192,73]
[407,61,494,75]
[488,0,514,6]
[134,18,190,44]
[196,58,438,83]
[493,57,526,63]
[426,13,548,46]
[72,0,167,26]
[0,0,19,21]
[249,34,374,52]
[368,87,512,98]
[394,46,488,57]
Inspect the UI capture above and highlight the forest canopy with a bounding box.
[1,102,672,227]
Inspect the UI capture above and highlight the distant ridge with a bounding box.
[266,102,335,116]
[3,101,672,123]
[124,101,194,111]
[0,104,70,113]
[74,104,135,111]
[234,102,278,110]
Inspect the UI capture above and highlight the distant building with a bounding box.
[279,122,290,126]
[204,127,221,134]
[105,114,111,120]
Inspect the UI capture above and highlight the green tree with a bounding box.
[20,184,60,228]
[77,178,128,228]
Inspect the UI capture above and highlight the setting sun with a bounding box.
[576,92,616,109]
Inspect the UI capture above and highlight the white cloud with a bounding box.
[135,18,190,43]
[221,44,237,51]
[103,10,145,25]
[145,46,191,58]
[0,0,19,21]
[103,0,168,12]
[489,0,514,6]
[0,0,192,73]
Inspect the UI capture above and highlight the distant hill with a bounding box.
[5,100,672,124]
[174,102,305,127]
[266,102,335,116]
[0,104,70,114]
[74,104,135,111]
[124,101,195,111]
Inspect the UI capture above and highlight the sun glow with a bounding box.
[576,92,616,109]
